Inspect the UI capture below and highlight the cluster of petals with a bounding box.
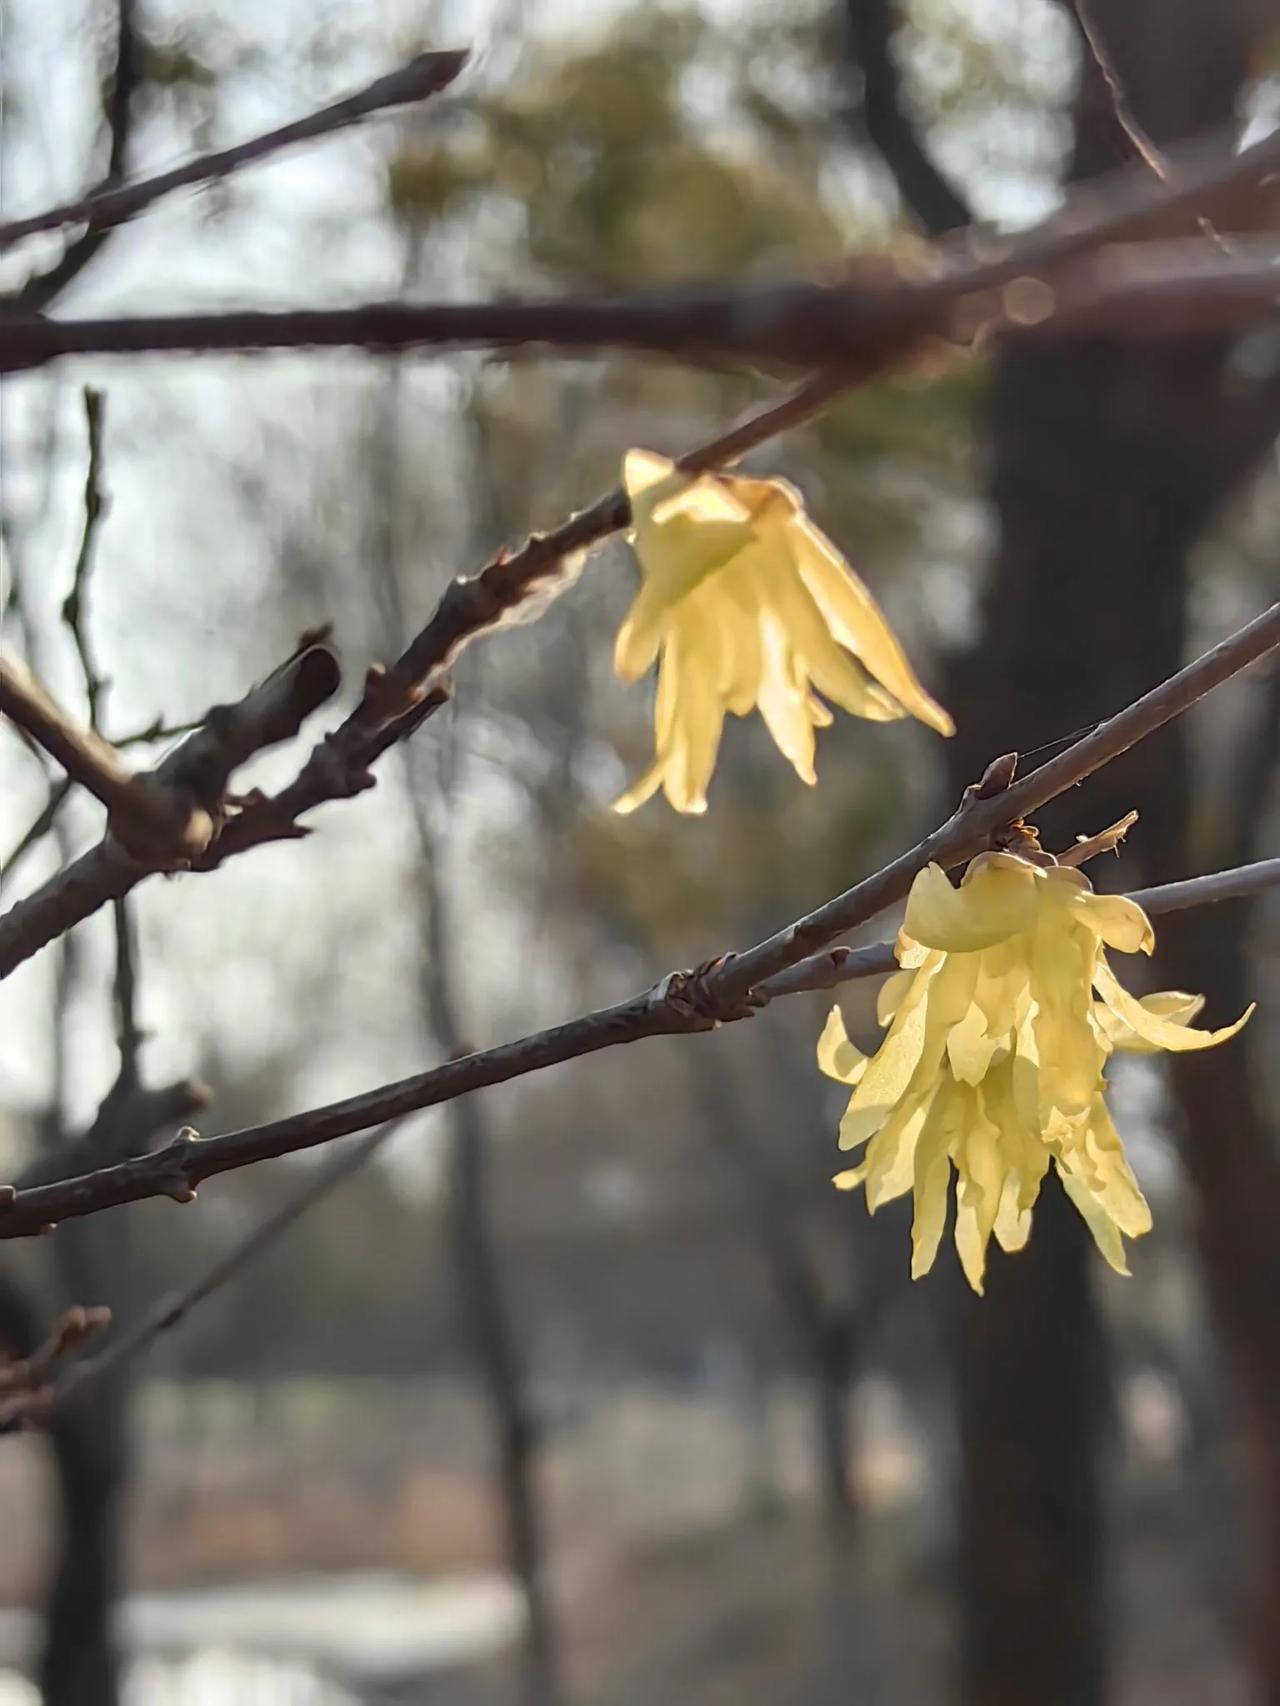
[817,852,1252,1292]
[613,449,953,814]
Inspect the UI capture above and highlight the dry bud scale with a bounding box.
[817,852,1252,1292]
[613,449,954,814]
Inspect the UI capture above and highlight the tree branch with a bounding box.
[14,0,140,312]
[3,600,1280,1234]
[2,49,468,255]
[32,1120,403,1418]
[0,637,340,976]
[841,0,973,236]
[3,239,1280,375]
[0,654,158,826]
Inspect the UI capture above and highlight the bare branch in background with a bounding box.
[0,655,158,825]
[60,390,111,733]
[14,0,140,312]
[1,49,468,256]
[0,1309,114,1431]
[1067,0,1169,180]
[841,0,973,236]
[0,637,341,976]
[5,598,1280,1232]
[23,1121,404,1423]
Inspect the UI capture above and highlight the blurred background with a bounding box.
[2,0,1280,1701]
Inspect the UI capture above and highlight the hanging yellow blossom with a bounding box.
[613,450,954,814]
[817,853,1252,1292]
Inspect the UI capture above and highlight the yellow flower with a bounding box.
[613,450,954,814]
[817,853,1252,1292]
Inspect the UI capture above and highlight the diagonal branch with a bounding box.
[30,1119,404,1418]
[0,638,340,976]
[15,0,140,312]
[3,600,1280,1234]
[0,654,161,826]
[2,49,468,255]
[841,0,973,236]
[1065,0,1169,181]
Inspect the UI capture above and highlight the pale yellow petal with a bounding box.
[755,607,820,784]
[1096,989,1206,1054]
[708,562,764,716]
[622,448,678,501]
[972,937,1032,1041]
[903,858,1040,954]
[747,538,907,726]
[1079,1095,1152,1238]
[864,1088,934,1211]
[663,622,726,812]
[1029,914,1106,1122]
[952,1086,1005,1293]
[817,1006,868,1086]
[993,1174,1033,1253]
[1071,887,1155,956]
[1057,1166,1131,1276]
[910,1091,955,1279]
[1093,956,1254,1053]
[838,966,934,1146]
[947,1001,1001,1085]
[877,969,916,1025]
[789,513,954,736]
[612,757,667,817]
[614,580,681,681]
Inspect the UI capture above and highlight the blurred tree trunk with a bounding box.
[366,352,558,1706]
[936,3,1255,1701]
[0,1264,126,1706]
[685,1041,858,1530]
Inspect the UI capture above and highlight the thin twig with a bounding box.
[0,721,206,895]
[0,51,469,253]
[61,390,111,734]
[0,1308,113,1429]
[1069,0,1169,181]
[2,603,1280,1234]
[15,0,140,312]
[0,653,160,825]
[0,638,341,976]
[44,1121,404,1413]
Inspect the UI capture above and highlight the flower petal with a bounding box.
[1057,1165,1131,1276]
[910,1090,955,1279]
[789,511,954,736]
[1093,956,1253,1052]
[1070,887,1155,956]
[903,858,1041,954]
[817,1006,868,1086]
[1094,988,1206,1053]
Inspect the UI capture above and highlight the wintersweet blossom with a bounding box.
[817,852,1252,1291]
[613,449,954,814]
